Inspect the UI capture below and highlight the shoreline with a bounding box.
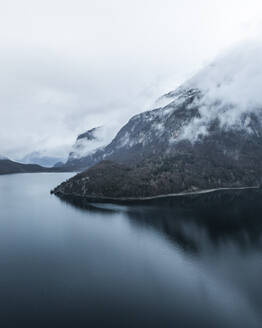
[53,185,260,202]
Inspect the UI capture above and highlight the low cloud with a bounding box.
[0,48,167,161]
[1,1,262,160]
[176,40,262,141]
[69,125,120,160]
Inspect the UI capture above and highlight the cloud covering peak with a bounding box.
[175,40,262,141]
[189,41,262,109]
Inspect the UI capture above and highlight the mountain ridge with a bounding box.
[52,90,262,199]
[0,158,68,175]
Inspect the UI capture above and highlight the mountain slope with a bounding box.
[60,88,203,170]
[53,43,262,199]
[0,158,67,175]
[52,90,262,199]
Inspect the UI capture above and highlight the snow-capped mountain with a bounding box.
[67,127,103,161]
[60,42,262,171]
[53,42,262,198]
[60,90,199,171]
[64,126,118,169]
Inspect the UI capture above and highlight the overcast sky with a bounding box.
[1,0,262,160]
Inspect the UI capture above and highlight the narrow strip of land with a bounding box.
[55,186,260,202]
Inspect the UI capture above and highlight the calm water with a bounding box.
[0,173,262,328]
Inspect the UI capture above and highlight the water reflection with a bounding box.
[1,174,262,328]
[59,189,262,253]
[59,189,262,327]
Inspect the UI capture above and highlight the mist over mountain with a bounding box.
[0,155,9,160]
[61,42,262,168]
[20,151,65,168]
[53,42,262,199]
[68,126,117,160]
[63,126,118,169]
[179,41,262,140]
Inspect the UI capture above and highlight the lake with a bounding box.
[0,173,262,328]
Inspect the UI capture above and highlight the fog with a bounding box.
[69,126,119,160]
[177,40,262,141]
[1,0,262,160]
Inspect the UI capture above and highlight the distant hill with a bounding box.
[0,158,66,175]
[20,151,64,168]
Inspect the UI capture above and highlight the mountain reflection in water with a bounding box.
[61,189,262,253]
[59,189,262,327]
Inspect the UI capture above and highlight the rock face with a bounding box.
[53,44,262,199]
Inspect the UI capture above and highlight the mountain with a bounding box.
[0,156,67,175]
[0,154,9,160]
[66,127,102,166]
[52,43,262,200]
[20,151,64,168]
[53,161,65,168]
[58,90,198,171]
[0,157,47,175]
[63,126,118,170]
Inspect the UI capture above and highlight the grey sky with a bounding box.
[1,0,262,160]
